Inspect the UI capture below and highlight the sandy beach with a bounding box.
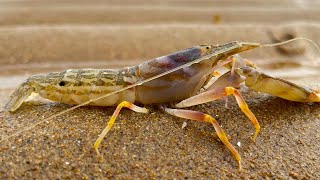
[0,0,320,178]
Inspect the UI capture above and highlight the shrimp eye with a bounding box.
[59,81,66,86]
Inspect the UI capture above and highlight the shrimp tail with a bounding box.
[4,80,35,112]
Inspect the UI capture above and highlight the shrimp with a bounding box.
[3,38,320,171]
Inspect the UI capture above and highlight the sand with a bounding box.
[0,0,320,179]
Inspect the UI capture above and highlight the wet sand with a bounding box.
[0,0,320,179]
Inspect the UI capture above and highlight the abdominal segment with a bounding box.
[39,85,136,106]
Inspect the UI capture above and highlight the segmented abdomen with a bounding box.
[28,45,216,106]
[35,68,136,106]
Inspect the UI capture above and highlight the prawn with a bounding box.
[3,38,320,171]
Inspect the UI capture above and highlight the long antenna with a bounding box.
[262,37,320,55]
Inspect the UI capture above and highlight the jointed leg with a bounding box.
[225,87,260,141]
[94,101,148,154]
[164,107,242,171]
[175,87,260,141]
[205,54,254,92]
[223,54,257,71]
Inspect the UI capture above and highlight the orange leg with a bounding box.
[175,87,260,141]
[94,101,148,154]
[164,107,242,171]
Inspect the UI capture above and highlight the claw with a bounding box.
[307,91,320,102]
[236,66,320,103]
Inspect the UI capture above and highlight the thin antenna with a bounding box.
[262,37,320,55]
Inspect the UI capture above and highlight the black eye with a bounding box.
[59,81,66,86]
[206,46,210,50]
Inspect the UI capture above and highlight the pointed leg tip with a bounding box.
[252,136,257,143]
[252,131,259,142]
[252,136,257,142]
[93,141,101,155]
[238,161,242,172]
[94,147,101,155]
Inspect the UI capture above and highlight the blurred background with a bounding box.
[0,0,320,179]
[0,0,319,78]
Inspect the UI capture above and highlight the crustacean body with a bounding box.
[4,40,320,170]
